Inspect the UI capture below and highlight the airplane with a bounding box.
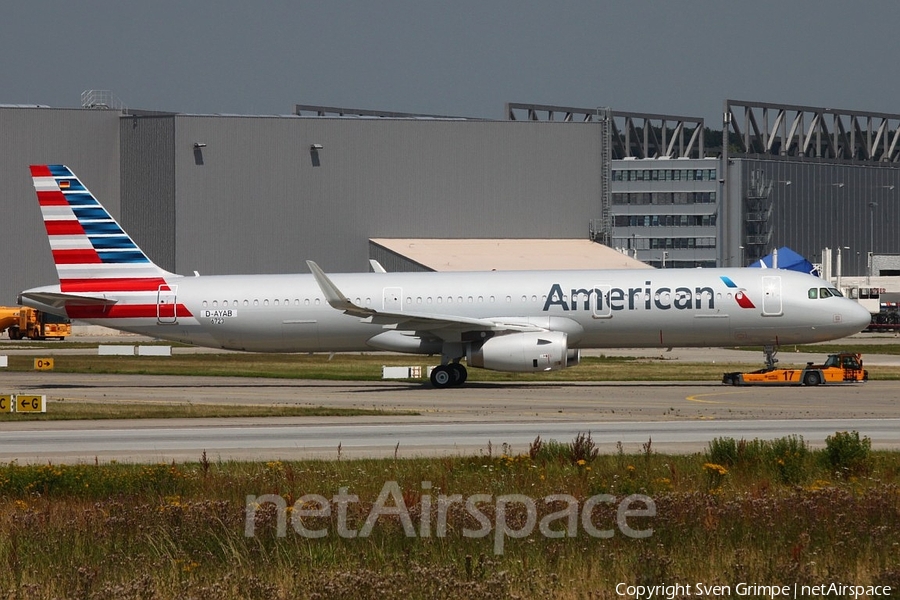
[20,164,872,388]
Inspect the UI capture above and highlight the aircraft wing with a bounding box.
[306,261,544,335]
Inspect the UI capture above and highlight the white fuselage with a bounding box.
[45,268,871,353]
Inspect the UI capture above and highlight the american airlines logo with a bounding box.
[542,282,716,312]
[719,276,756,309]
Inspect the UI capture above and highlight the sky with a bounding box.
[4,1,900,125]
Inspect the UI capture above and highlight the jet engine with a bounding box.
[467,331,579,372]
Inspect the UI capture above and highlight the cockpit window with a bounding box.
[819,288,833,298]
[829,288,843,297]
[808,288,818,299]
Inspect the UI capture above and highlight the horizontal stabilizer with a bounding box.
[20,291,118,310]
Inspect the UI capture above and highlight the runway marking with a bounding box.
[685,390,752,404]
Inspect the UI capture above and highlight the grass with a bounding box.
[0,401,417,421]
[0,436,898,599]
[3,352,900,382]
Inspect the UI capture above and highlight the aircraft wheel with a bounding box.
[430,365,453,388]
[803,371,821,386]
[449,363,468,386]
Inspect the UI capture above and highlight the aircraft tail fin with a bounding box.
[30,164,176,293]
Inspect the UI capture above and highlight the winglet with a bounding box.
[306,260,370,316]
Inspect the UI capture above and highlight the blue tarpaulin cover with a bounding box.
[748,246,819,276]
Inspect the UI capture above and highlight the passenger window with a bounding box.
[808,288,818,299]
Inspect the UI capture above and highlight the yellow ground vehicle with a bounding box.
[0,306,72,340]
[722,353,868,386]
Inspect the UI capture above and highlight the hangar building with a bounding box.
[1,95,900,307]
[0,100,610,305]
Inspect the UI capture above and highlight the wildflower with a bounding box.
[577,459,587,466]
[703,463,728,476]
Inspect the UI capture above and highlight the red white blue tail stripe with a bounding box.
[29,164,192,323]
[31,164,173,293]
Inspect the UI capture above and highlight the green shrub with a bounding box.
[768,435,809,485]
[824,430,872,477]
[707,437,738,467]
[528,436,569,463]
[706,437,767,471]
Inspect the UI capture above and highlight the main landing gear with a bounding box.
[430,363,468,388]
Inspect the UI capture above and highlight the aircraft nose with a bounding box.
[844,300,873,333]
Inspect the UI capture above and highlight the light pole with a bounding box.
[836,246,849,290]
[868,201,877,283]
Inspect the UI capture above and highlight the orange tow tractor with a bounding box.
[723,353,868,386]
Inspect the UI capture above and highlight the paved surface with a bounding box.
[1,331,897,462]
[3,417,899,463]
[1,373,898,462]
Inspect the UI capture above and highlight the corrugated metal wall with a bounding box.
[0,107,121,305]
[5,106,900,306]
[120,114,176,271]
[170,116,604,275]
[738,158,900,275]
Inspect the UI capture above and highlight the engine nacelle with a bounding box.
[467,331,576,373]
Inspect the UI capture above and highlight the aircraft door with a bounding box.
[157,285,178,324]
[591,284,612,319]
[761,276,783,316]
[383,287,403,312]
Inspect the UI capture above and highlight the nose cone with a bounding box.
[843,300,873,334]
